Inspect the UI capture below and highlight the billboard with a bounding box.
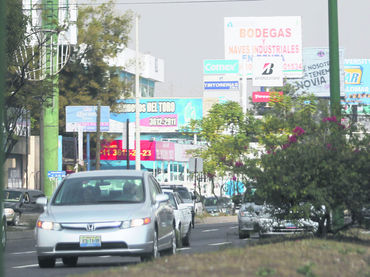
[109,98,203,133]
[224,16,303,78]
[344,59,370,105]
[66,106,110,132]
[203,59,239,74]
[252,91,283,103]
[289,47,345,97]
[100,140,156,161]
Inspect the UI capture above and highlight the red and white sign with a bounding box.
[252,91,283,103]
[156,141,175,161]
[224,16,303,78]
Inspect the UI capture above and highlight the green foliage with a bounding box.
[59,1,134,133]
[256,266,277,276]
[296,262,316,277]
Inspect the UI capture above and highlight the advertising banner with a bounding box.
[224,16,303,78]
[289,47,345,97]
[100,140,156,161]
[66,106,110,132]
[252,56,283,86]
[252,91,283,103]
[203,81,239,90]
[156,141,175,161]
[344,59,370,105]
[109,98,203,133]
[174,144,199,162]
[203,59,239,74]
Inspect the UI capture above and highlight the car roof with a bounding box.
[65,170,148,179]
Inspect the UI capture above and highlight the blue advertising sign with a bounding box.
[204,81,239,90]
[66,106,110,132]
[344,59,370,105]
[48,171,66,178]
[110,98,203,133]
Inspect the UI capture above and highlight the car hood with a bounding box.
[44,204,150,223]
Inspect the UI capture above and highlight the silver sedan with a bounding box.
[35,170,176,268]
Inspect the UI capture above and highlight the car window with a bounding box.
[174,193,183,204]
[29,191,45,202]
[164,192,177,209]
[23,193,30,203]
[4,190,22,202]
[176,188,191,201]
[204,198,217,206]
[52,176,145,205]
[148,176,161,203]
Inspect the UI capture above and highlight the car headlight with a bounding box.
[240,210,253,217]
[121,217,151,229]
[4,208,14,216]
[36,220,62,231]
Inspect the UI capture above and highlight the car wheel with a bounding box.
[38,256,56,268]
[238,227,250,239]
[12,212,21,226]
[141,229,159,262]
[176,225,183,248]
[182,224,191,247]
[1,219,6,250]
[62,256,78,267]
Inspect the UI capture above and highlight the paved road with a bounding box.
[4,215,259,277]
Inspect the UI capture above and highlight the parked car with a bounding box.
[204,197,234,216]
[238,195,317,239]
[162,189,192,247]
[35,170,176,268]
[160,185,196,228]
[4,188,45,226]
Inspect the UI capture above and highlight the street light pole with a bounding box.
[328,0,341,117]
[135,15,141,170]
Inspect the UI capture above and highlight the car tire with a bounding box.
[182,224,191,247]
[12,212,21,226]
[176,225,183,248]
[62,256,78,267]
[141,229,159,262]
[238,227,250,239]
[1,218,6,250]
[38,256,56,268]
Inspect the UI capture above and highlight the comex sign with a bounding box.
[203,59,239,74]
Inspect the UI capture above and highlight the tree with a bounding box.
[254,95,370,236]
[4,0,55,160]
[58,1,134,134]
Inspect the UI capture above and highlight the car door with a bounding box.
[175,193,191,234]
[148,175,172,247]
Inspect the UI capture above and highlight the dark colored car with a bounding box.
[204,197,234,216]
[4,189,45,225]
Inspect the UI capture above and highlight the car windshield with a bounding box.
[176,189,191,201]
[164,192,177,209]
[204,198,218,206]
[4,190,22,202]
[52,176,145,205]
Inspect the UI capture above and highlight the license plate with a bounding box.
[285,223,297,229]
[79,235,101,248]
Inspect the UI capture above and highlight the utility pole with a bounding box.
[135,15,141,170]
[41,0,60,197]
[328,0,341,117]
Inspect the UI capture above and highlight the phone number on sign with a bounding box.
[149,117,177,126]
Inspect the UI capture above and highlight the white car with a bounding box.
[162,189,192,247]
[35,170,176,268]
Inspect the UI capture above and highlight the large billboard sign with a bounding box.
[224,16,303,78]
[344,59,370,105]
[66,106,110,132]
[289,47,345,97]
[110,98,203,133]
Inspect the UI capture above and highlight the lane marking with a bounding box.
[201,229,219,233]
[209,242,232,246]
[177,247,191,251]
[12,251,36,255]
[229,226,238,229]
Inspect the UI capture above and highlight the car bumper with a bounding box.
[35,223,155,258]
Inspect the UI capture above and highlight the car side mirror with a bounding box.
[36,197,48,206]
[155,194,169,203]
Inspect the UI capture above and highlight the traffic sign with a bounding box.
[48,171,66,178]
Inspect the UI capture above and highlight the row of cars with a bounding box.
[34,170,194,268]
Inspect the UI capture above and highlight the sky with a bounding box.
[79,0,370,98]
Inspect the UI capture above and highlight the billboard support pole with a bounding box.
[241,59,248,113]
